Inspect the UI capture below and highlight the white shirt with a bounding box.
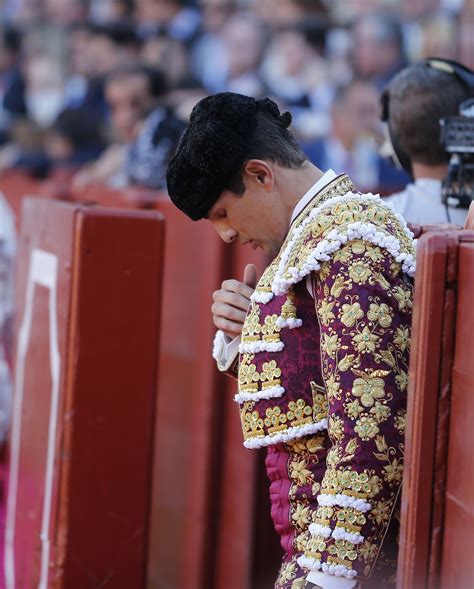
[385,178,468,226]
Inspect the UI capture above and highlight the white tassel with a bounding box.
[317,493,371,513]
[243,418,327,449]
[234,385,285,403]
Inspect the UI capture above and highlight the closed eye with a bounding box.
[209,208,227,221]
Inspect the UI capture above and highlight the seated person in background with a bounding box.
[44,107,105,172]
[303,79,409,195]
[72,64,166,189]
[382,59,474,225]
[126,105,186,190]
[0,24,26,146]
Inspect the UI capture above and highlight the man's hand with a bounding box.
[212,264,257,339]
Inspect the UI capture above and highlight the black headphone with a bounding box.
[380,57,474,178]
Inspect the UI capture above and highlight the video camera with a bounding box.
[440,98,474,210]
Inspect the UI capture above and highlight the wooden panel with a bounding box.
[398,230,474,589]
[145,197,226,589]
[5,198,164,588]
[397,231,459,589]
[439,236,474,589]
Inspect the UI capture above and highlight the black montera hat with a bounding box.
[166,92,291,221]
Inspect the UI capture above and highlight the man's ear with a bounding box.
[242,159,274,192]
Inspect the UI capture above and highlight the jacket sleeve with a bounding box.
[298,239,413,582]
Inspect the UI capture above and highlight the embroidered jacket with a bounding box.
[213,174,416,584]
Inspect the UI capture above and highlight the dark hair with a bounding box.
[105,64,167,99]
[52,107,105,150]
[1,24,22,53]
[90,21,139,47]
[225,108,308,194]
[388,63,472,165]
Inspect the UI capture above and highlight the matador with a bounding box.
[166,93,416,589]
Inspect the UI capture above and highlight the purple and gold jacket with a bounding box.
[214,174,416,587]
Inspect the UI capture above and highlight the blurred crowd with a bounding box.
[0,0,473,197]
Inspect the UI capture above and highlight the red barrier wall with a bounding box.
[397,229,474,589]
[5,198,165,588]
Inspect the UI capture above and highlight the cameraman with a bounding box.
[383,59,473,225]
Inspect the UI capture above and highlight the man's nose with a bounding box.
[215,222,237,243]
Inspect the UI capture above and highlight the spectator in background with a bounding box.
[261,20,330,109]
[383,59,473,225]
[141,34,194,89]
[417,11,458,61]
[87,22,141,76]
[126,104,186,190]
[44,106,106,172]
[64,22,142,120]
[303,79,409,194]
[191,0,237,93]
[0,51,64,177]
[23,52,64,128]
[73,64,167,188]
[89,0,135,24]
[63,23,100,112]
[250,0,328,31]
[135,0,201,44]
[459,8,474,71]
[260,19,334,139]
[0,24,26,145]
[43,0,88,25]
[351,13,407,90]
[218,13,267,97]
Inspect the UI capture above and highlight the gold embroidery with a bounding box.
[322,468,381,498]
[260,359,282,390]
[252,260,278,298]
[287,399,314,427]
[264,406,287,431]
[352,374,386,408]
[289,458,313,486]
[261,314,282,343]
[280,289,299,320]
[327,554,355,566]
[310,381,329,421]
[241,405,264,439]
[242,396,318,441]
[328,539,358,562]
[239,354,259,393]
[340,302,364,327]
[241,304,261,343]
[335,509,366,528]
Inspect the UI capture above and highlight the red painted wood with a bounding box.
[145,196,226,589]
[439,237,474,589]
[6,198,164,588]
[397,232,457,589]
[397,230,474,589]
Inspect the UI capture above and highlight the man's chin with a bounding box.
[262,243,280,257]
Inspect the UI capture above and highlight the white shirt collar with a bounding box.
[290,169,337,224]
